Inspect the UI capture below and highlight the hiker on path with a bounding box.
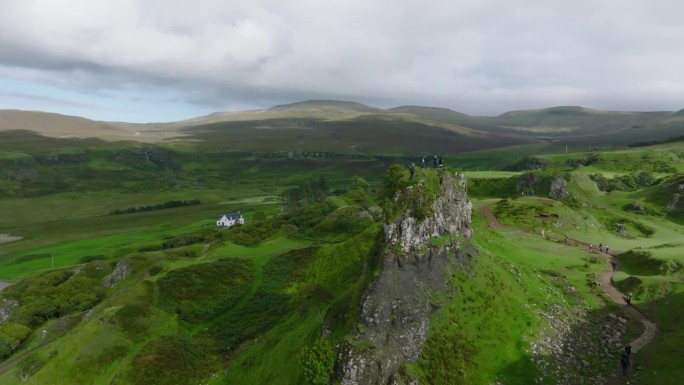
[626,293,632,305]
[625,344,632,357]
[605,245,610,254]
[433,155,438,168]
[599,243,603,253]
[438,157,443,167]
[611,259,618,272]
[409,162,415,180]
[620,351,631,376]
[589,244,593,252]
[421,156,426,168]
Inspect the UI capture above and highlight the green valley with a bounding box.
[1,103,683,385]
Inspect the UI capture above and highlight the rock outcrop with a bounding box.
[548,177,568,199]
[103,260,133,288]
[335,171,472,385]
[0,299,19,324]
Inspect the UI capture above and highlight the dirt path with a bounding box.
[478,205,508,230]
[479,204,657,384]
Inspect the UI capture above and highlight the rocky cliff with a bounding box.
[335,171,472,385]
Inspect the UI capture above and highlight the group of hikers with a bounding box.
[408,155,444,180]
[553,237,640,376]
[588,242,610,254]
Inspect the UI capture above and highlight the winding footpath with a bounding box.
[600,256,657,385]
[599,264,657,354]
[479,205,657,384]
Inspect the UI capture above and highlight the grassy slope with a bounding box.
[412,202,610,384]
[2,140,684,384]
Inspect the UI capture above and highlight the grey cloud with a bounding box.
[0,0,683,120]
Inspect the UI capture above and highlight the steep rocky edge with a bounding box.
[336,171,472,385]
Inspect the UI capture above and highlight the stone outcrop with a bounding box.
[0,299,19,324]
[103,260,133,288]
[516,173,539,195]
[335,172,472,385]
[548,177,568,199]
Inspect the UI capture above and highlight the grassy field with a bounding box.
[1,137,683,384]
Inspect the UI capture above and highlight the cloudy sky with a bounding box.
[0,0,683,122]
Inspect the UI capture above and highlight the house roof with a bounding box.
[217,211,242,220]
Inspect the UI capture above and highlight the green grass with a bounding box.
[412,201,614,384]
[463,171,522,179]
[2,140,684,385]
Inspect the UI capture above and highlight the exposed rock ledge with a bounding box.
[335,171,472,385]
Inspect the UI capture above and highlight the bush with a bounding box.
[0,322,32,359]
[17,352,46,382]
[128,335,218,385]
[157,259,254,323]
[299,338,335,385]
[591,171,657,192]
[115,304,152,337]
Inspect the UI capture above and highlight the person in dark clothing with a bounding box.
[620,350,631,376]
[611,259,618,272]
[433,155,438,168]
[408,162,415,180]
[438,157,443,167]
[625,344,632,357]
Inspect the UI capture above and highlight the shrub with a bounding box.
[0,322,32,359]
[299,338,335,385]
[157,259,254,323]
[115,304,152,337]
[128,335,218,385]
[17,352,46,382]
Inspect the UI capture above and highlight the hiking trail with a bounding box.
[479,204,657,384]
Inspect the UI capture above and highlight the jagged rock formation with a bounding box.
[103,260,133,288]
[516,173,539,195]
[548,177,568,199]
[335,172,472,385]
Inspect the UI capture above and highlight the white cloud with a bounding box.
[0,0,683,121]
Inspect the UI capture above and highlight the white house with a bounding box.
[216,211,245,227]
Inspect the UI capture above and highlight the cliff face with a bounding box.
[336,171,472,385]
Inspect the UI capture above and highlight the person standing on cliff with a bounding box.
[408,162,415,180]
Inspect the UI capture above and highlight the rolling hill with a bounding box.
[1,100,683,154]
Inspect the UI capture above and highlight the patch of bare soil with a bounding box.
[0,233,22,244]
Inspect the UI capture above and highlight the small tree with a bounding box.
[299,338,335,385]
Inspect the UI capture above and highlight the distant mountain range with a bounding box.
[1,100,683,154]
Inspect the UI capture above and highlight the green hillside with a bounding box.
[3,100,684,154]
[1,128,683,384]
